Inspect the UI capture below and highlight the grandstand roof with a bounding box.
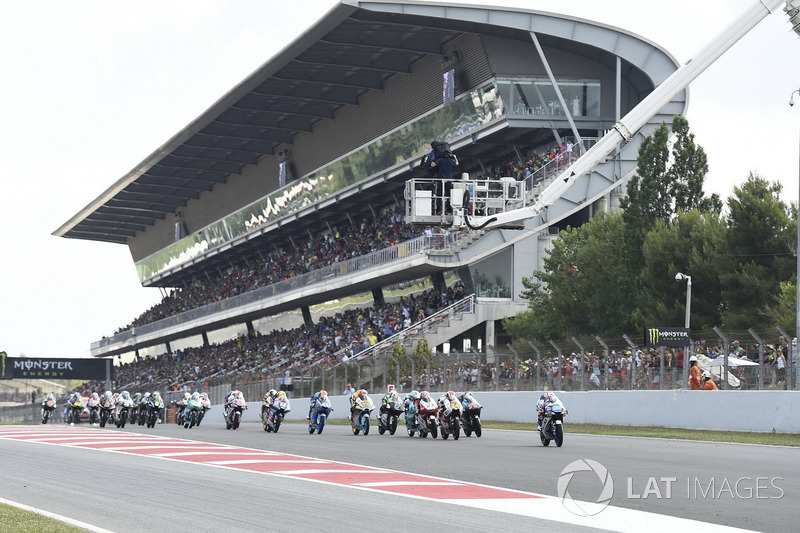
[54,0,671,248]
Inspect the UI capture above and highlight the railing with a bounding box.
[94,232,461,350]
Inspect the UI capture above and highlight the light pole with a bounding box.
[791,87,800,390]
[676,272,692,389]
[675,272,692,330]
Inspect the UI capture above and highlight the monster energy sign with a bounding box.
[644,327,691,347]
[0,353,109,380]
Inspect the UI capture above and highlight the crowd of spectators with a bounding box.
[115,207,435,334]
[476,140,578,183]
[82,282,467,393]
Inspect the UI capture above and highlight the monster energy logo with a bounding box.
[645,327,690,347]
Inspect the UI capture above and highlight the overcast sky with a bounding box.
[2,0,799,359]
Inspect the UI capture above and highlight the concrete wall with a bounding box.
[324,391,800,434]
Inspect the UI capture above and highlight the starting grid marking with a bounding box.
[0,426,756,533]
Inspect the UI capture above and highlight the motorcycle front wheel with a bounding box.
[473,418,482,437]
[317,415,326,434]
[554,424,564,447]
[389,416,397,435]
[362,414,370,436]
[274,416,282,433]
[429,421,438,439]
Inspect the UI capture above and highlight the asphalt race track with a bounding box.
[0,415,796,533]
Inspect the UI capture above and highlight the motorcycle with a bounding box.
[146,396,164,428]
[539,403,566,447]
[416,393,439,439]
[264,396,291,433]
[225,398,247,430]
[460,394,482,437]
[308,396,332,435]
[99,398,115,428]
[175,399,188,426]
[116,397,135,428]
[350,393,374,436]
[438,397,463,440]
[378,395,404,435]
[183,397,204,429]
[41,400,56,424]
[87,403,100,427]
[197,395,211,427]
[66,397,84,425]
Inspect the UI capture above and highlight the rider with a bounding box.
[701,370,719,390]
[224,390,246,420]
[115,390,132,420]
[41,392,57,417]
[436,390,458,418]
[536,392,566,431]
[262,389,278,421]
[688,355,702,390]
[349,389,369,421]
[66,391,83,425]
[308,389,328,421]
[380,388,401,417]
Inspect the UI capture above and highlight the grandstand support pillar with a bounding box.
[301,306,313,328]
[371,287,385,309]
[246,321,255,337]
[485,320,496,360]
[430,272,446,293]
[165,342,171,355]
[202,332,209,347]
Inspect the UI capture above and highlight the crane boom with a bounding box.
[406,0,792,231]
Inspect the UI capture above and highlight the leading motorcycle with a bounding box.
[350,392,374,436]
[539,403,566,447]
[41,398,56,424]
[460,393,482,438]
[264,393,291,433]
[378,392,404,436]
[183,395,204,429]
[308,396,332,435]
[146,395,164,428]
[225,398,247,430]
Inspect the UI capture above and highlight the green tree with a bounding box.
[639,209,726,329]
[721,173,795,329]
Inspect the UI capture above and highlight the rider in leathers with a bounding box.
[537,392,566,431]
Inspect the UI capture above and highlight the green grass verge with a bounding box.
[285,419,800,446]
[0,503,86,533]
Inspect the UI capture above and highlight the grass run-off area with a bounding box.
[288,418,800,446]
[0,503,85,533]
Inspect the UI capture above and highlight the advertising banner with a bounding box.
[644,327,691,347]
[0,353,109,380]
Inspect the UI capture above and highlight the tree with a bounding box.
[720,173,795,329]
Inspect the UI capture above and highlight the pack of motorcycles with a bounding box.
[44,392,565,446]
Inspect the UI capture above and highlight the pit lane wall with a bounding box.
[322,390,800,434]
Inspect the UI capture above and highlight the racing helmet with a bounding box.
[277,391,287,400]
[104,391,112,397]
[184,392,191,399]
[420,391,431,401]
[264,393,271,402]
[91,392,100,400]
[192,392,201,400]
[268,389,277,398]
[143,392,151,399]
[121,391,130,399]
[319,390,328,400]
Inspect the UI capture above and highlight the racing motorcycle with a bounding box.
[116,396,135,428]
[264,393,291,433]
[41,399,56,424]
[460,393,482,437]
[196,393,211,426]
[407,392,438,438]
[146,395,164,428]
[308,395,332,435]
[86,394,101,426]
[183,395,204,429]
[350,392,374,436]
[99,396,115,428]
[225,398,247,430]
[378,392,404,435]
[66,395,84,425]
[539,403,566,447]
[438,394,463,440]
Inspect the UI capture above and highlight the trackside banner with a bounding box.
[0,353,109,380]
[644,327,691,347]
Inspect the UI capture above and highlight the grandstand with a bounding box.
[53,1,685,392]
